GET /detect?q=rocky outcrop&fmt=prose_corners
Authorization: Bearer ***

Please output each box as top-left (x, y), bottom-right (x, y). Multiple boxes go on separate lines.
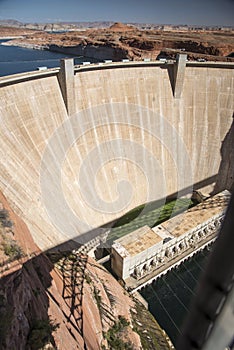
top-left (0, 26), bottom-right (38, 38)
top-left (49, 43), bottom-right (129, 61)
top-left (2, 25), bottom-right (234, 62)
top-left (0, 192), bottom-right (170, 349)
top-left (109, 22), bottom-right (136, 32)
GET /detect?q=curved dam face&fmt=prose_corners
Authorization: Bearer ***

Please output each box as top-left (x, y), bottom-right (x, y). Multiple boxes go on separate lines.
top-left (0, 60), bottom-right (233, 250)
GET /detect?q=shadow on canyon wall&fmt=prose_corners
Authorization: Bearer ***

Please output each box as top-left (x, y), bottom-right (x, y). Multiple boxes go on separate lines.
top-left (212, 113), bottom-right (234, 195)
top-left (0, 247), bottom-right (87, 349)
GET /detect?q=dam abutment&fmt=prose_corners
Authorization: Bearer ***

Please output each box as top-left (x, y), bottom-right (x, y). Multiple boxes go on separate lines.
top-left (173, 54), bottom-right (187, 98)
top-left (58, 58), bottom-right (76, 116)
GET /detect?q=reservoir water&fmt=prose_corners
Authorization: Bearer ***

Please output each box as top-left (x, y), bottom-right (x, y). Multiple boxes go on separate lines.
top-left (0, 39), bottom-right (93, 76)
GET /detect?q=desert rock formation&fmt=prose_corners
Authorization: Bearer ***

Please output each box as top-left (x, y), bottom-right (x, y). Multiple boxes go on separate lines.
top-left (1, 23), bottom-right (234, 62)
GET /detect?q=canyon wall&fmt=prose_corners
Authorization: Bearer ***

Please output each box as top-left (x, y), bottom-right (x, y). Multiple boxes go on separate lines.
top-left (49, 43), bottom-right (129, 61)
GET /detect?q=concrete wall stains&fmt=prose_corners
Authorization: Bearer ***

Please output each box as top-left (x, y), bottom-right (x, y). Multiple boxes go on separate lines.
top-left (0, 61), bottom-right (233, 250)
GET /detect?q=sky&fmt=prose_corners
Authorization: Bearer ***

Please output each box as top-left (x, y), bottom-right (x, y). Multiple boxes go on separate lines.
top-left (0, 0), bottom-right (233, 26)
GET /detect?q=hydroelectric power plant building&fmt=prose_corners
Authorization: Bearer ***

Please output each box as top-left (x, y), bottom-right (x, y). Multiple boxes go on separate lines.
top-left (111, 190), bottom-right (230, 290)
top-left (0, 55), bottom-right (233, 254)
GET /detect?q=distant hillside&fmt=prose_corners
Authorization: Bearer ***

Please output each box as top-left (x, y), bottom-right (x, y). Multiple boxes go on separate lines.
top-left (0, 19), bottom-right (116, 31)
top-left (0, 19), bottom-right (23, 27)
top-left (0, 19), bottom-right (233, 32)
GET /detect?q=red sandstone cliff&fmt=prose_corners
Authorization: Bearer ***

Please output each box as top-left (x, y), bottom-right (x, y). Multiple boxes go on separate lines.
top-left (0, 191), bottom-right (170, 349)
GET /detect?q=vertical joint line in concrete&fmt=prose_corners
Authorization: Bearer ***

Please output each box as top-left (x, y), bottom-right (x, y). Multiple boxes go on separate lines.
top-left (173, 54), bottom-right (187, 99)
top-left (58, 58), bottom-right (76, 116)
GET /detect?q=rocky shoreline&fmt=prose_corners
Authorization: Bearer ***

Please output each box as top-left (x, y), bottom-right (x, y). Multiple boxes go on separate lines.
top-left (1, 40), bottom-right (48, 50)
top-left (1, 38), bottom-right (129, 61)
top-left (0, 36), bottom-right (24, 40)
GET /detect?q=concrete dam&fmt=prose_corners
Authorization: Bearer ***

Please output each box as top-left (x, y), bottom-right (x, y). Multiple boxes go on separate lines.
top-left (0, 57), bottom-right (233, 251)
